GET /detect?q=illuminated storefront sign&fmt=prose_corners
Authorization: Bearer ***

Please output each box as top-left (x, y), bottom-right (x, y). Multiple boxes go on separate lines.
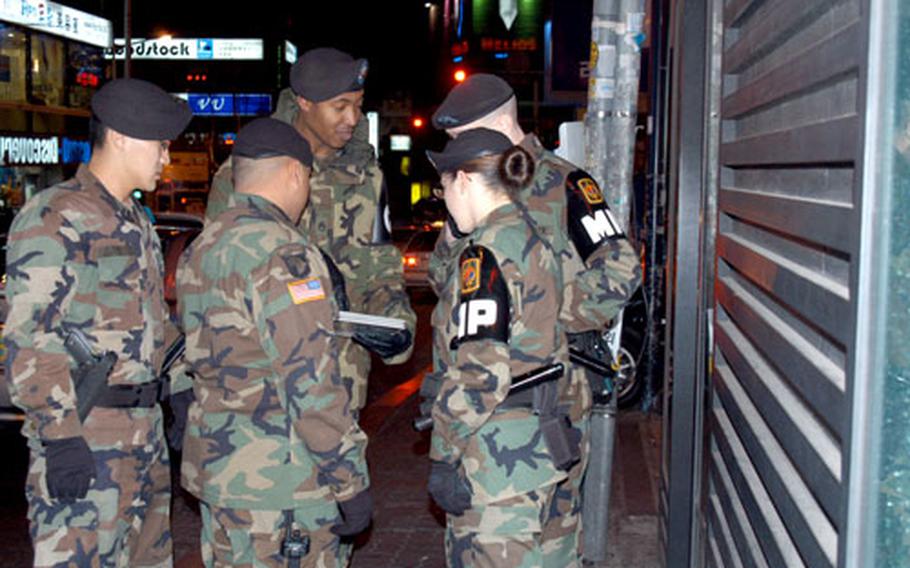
top-left (173, 93), bottom-right (272, 116)
top-left (0, 135), bottom-right (90, 165)
top-left (479, 37), bottom-right (537, 51)
top-left (0, 135), bottom-right (59, 165)
top-left (285, 40), bottom-right (297, 64)
top-left (61, 137), bottom-right (91, 164)
top-left (390, 135), bottom-right (412, 152)
top-left (0, 1), bottom-right (112, 48)
top-left (104, 38), bottom-right (263, 60)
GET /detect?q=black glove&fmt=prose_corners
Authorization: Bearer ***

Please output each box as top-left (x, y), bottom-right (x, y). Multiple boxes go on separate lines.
top-left (418, 370), bottom-right (445, 418)
top-left (428, 461), bottom-right (471, 516)
top-left (166, 388), bottom-right (195, 452)
top-left (44, 437), bottom-right (96, 503)
top-left (352, 327), bottom-right (412, 359)
top-left (331, 490), bottom-right (374, 536)
top-left (320, 250), bottom-right (350, 311)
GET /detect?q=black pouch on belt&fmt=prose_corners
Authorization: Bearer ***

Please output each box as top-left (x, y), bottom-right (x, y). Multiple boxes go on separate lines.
top-left (533, 381), bottom-right (581, 472)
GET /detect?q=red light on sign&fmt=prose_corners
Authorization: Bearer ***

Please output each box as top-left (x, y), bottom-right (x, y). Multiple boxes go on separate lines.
top-left (76, 71), bottom-right (99, 87)
top-left (454, 69), bottom-right (467, 82)
top-left (412, 117), bottom-right (425, 128)
top-left (450, 40), bottom-right (469, 57)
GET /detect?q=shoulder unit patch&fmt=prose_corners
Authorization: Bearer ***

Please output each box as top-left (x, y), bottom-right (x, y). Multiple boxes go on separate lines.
top-left (576, 176), bottom-right (605, 205)
top-left (460, 257), bottom-right (481, 294)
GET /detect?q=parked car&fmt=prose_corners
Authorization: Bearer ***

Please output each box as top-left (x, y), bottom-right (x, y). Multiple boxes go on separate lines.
top-left (401, 227), bottom-right (440, 288)
top-left (153, 212), bottom-right (204, 315)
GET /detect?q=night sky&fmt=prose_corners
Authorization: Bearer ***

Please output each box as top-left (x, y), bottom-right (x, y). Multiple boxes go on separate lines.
top-left (66, 0), bottom-right (441, 104)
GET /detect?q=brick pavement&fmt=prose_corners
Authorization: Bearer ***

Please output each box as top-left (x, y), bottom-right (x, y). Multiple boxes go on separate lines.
top-left (349, 383), bottom-right (662, 568)
top-left (171, 372), bottom-right (662, 567)
top-left (0, 374), bottom-right (660, 568)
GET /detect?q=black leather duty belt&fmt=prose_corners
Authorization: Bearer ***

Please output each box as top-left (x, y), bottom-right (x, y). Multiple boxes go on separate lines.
top-left (95, 381), bottom-right (162, 409)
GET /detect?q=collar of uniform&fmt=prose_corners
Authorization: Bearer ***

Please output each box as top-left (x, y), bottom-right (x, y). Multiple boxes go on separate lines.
top-left (271, 88), bottom-right (300, 126)
top-left (228, 191), bottom-right (297, 228)
top-left (312, 152), bottom-right (367, 184)
top-left (471, 201), bottom-right (520, 236)
top-left (518, 132), bottom-right (546, 161)
top-left (74, 163), bottom-right (141, 221)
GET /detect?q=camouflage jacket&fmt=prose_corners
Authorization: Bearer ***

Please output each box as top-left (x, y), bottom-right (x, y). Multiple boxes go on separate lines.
top-left (205, 89), bottom-right (416, 366)
top-left (177, 191), bottom-right (369, 512)
top-left (3, 164), bottom-right (168, 442)
top-left (518, 133), bottom-right (641, 332)
top-left (430, 203), bottom-right (569, 504)
top-left (429, 135), bottom-right (641, 333)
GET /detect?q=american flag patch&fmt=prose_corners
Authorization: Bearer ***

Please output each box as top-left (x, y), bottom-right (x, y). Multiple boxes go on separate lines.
top-left (287, 277), bottom-right (326, 304)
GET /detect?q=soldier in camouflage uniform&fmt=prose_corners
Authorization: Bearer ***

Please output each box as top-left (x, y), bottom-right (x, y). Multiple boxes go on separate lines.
top-left (178, 118), bottom-right (372, 568)
top-left (2, 79), bottom-right (191, 567)
top-left (428, 74), bottom-right (643, 566)
top-left (425, 129), bottom-right (579, 567)
top-left (205, 47), bottom-right (415, 413)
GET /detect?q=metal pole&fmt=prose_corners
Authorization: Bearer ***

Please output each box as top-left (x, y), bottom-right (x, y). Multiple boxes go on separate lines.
top-left (582, 0), bottom-right (646, 562)
top-left (585, 0), bottom-right (645, 230)
top-left (642, 0), bottom-right (670, 411)
top-left (124, 0), bottom-right (132, 78)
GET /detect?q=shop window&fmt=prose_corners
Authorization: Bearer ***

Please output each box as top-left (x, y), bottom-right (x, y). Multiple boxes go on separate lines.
top-left (30, 32), bottom-right (64, 107)
top-left (67, 43), bottom-right (103, 109)
top-left (0, 24), bottom-right (27, 103)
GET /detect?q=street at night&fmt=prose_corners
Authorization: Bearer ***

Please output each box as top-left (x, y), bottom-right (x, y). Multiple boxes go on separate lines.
top-left (1, 0), bottom-right (909, 567)
top-left (0, 291), bottom-right (661, 567)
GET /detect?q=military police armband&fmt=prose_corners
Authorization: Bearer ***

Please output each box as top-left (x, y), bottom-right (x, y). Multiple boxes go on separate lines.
top-left (565, 170), bottom-right (625, 262)
top-left (452, 245), bottom-right (510, 348)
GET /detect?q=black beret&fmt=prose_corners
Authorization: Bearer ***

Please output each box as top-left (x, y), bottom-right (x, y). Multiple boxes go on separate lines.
top-left (233, 118), bottom-right (313, 168)
top-left (290, 47), bottom-right (368, 103)
top-left (432, 74), bottom-right (514, 130)
top-left (427, 128), bottom-right (513, 173)
top-left (91, 78), bottom-right (191, 140)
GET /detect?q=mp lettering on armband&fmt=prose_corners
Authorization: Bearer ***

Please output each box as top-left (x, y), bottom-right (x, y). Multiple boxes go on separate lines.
top-left (452, 246), bottom-right (510, 347)
top-left (565, 170), bottom-right (624, 262)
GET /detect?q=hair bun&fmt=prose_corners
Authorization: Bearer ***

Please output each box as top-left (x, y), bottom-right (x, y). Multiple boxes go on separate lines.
top-left (498, 146), bottom-right (535, 191)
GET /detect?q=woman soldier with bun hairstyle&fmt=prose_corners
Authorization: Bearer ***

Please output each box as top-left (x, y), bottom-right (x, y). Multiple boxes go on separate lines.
top-left (425, 128), bottom-right (579, 567)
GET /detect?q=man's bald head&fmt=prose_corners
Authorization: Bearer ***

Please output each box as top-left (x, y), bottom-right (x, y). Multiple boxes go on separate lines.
top-left (233, 155), bottom-right (311, 222)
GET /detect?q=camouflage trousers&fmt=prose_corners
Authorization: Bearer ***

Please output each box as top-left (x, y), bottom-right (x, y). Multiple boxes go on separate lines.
top-left (26, 407), bottom-right (172, 568)
top-left (200, 504), bottom-right (352, 568)
top-left (444, 484), bottom-right (557, 568)
top-left (540, 417), bottom-right (591, 568)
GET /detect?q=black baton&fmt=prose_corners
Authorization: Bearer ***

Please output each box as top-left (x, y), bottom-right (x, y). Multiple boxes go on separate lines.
top-left (413, 363), bottom-right (565, 432)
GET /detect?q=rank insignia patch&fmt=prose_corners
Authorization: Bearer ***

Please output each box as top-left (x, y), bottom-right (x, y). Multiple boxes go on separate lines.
top-left (461, 258), bottom-right (481, 294)
top-left (577, 177), bottom-right (605, 205)
top-left (287, 277), bottom-right (326, 304)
